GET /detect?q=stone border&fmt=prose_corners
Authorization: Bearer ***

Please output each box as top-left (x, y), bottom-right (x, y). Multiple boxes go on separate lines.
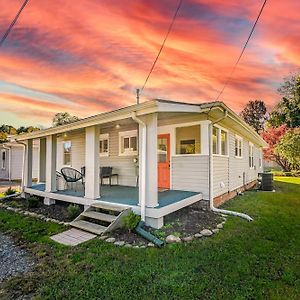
top-left (98, 214), bottom-right (227, 248)
top-left (0, 202), bottom-right (69, 226)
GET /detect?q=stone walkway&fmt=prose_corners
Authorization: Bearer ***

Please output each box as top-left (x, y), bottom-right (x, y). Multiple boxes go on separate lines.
top-left (50, 228), bottom-right (96, 246)
top-left (0, 232), bottom-right (34, 283)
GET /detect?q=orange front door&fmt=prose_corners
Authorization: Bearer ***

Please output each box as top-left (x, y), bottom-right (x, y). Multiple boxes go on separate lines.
top-left (157, 134), bottom-right (170, 189)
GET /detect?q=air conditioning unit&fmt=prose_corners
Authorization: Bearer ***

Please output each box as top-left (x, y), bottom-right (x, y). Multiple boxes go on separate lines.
top-left (258, 173), bottom-right (273, 191)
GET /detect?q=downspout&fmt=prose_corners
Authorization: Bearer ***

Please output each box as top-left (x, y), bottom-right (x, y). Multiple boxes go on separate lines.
top-left (131, 112), bottom-right (146, 222)
top-left (2, 145), bottom-right (11, 181)
top-left (208, 111), bottom-right (253, 221)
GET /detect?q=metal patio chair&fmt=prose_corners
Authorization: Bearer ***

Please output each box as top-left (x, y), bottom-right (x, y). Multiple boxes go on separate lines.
top-left (60, 167), bottom-right (85, 192)
top-left (100, 166), bottom-right (118, 186)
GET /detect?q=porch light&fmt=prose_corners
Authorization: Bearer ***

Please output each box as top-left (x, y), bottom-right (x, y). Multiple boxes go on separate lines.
top-left (63, 132), bottom-right (68, 138)
top-left (115, 124), bottom-right (120, 129)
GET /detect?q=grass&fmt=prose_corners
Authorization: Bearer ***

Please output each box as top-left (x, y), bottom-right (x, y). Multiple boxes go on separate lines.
top-left (0, 177), bottom-right (299, 299)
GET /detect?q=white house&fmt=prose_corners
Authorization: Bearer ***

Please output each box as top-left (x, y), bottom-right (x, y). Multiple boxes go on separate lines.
top-left (0, 141), bottom-right (39, 181)
top-left (11, 100), bottom-right (267, 232)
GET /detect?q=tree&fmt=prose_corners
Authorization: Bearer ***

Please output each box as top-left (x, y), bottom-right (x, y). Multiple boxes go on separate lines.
top-left (268, 73), bottom-right (300, 128)
top-left (240, 100), bottom-right (268, 133)
top-left (0, 131), bottom-right (8, 143)
top-left (276, 128), bottom-right (300, 171)
top-left (261, 125), bottom-right (291, 171)
top-left (52, 112), bottom-right (80, 127)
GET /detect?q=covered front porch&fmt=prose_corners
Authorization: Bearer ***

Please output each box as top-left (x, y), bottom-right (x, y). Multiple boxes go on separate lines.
top-left (25, 183), bottom-right (202, 228)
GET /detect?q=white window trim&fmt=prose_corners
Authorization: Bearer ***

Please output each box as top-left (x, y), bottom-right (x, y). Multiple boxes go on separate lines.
top-left (119, 129), bottom-right (138, 156)
top-left (62, 140), bottom-right (72, 167)
top-left (175, 122), bottom-right (202, 156)
top-left (249, 142), bottom-right (254, 169)
top-left (1, 149), bottom-right (6, 170)
top-left (99, 133), bottom-right (109, 157)
top-left (234, 134), bottom-right (243, 159)
top-left (212, 124), bottom-right (229, 157)
top-left (259, 148), bottom-right (263, 168)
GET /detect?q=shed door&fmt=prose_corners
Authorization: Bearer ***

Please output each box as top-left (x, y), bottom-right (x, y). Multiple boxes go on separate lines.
top-left (157, 134), bottom-right (170, 189)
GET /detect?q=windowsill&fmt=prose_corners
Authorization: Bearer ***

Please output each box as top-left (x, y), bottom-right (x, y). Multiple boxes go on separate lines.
top-left (213, 154), bottom-right (229, 158)
top-left (119, 152), bottom-right (138, 157)
top-left (235, 156), bottom-right (243, 159)
top-left (173, 154), bottom-right (203, 157)
top-left (99, 153), bottom-right (109, 157)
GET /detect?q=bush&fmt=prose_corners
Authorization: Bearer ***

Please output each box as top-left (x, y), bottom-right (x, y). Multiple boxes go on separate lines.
top-left (27, 196), bottom-right (40, 208)
top-left (122, 211), bottom-right (141, 233)
top-left (67, 204), bottom-right (81, 220)
top-left (4, 187), bottom-right (18, 196)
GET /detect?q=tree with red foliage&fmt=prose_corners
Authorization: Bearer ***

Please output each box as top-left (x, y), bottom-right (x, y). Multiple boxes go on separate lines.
top-left (260, 125), bottom-right (291, 171)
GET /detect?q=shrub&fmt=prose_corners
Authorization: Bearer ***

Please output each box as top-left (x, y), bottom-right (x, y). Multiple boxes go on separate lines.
top-left (67, 204), bottom-right (81, 220)
top-left (27, 196), bottom-right (40, 208)
top-left (4, 187), bottom-right (18, 196)
top-left (122, 211), bottom-right (141, 233)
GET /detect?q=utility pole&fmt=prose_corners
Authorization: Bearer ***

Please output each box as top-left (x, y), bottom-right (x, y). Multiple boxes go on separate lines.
top-left (136, 88), bottom-right (140, 104)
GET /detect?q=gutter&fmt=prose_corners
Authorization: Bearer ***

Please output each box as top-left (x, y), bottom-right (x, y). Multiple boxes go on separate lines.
top-left (208, 110), bottom-right (253, 221)
top-left (2, 145), bottom-right (12, 181)
top-left (131, 112), bottom-right (146, 222)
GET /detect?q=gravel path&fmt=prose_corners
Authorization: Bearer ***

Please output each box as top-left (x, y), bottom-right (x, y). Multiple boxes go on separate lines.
top-left (0, 232), bottom-right (35, 283)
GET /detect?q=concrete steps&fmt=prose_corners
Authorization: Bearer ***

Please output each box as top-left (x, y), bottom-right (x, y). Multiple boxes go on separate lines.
top-left (71, 202), bottom-right (131, 235)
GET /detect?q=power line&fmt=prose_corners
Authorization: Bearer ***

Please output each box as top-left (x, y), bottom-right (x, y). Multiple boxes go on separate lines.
top-left (140, 0), bottom-right (183, 94)
top-left (0, 0), bottom-right (30, 47)
top-left (208, 0), bottom-right (268, 114)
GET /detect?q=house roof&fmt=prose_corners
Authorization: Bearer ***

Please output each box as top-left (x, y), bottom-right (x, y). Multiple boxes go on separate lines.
top-left (11, 99), bottom-right (267, 147)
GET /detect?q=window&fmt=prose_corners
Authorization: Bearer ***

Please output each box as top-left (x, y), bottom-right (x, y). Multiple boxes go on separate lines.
top-left (249, 143), bottom-right (254, 168)
top-left (212, 126), bottom-right (218, 154)
top-left (119, 130), bottom-right (138, 156)
top-left (221, 130), bottom-right (228, 155)
top-left (1, 150), bottom-right (6, 170)
top-left (235, 136), bottom-right (243, 158)
top-left (63, 141), bottom-right (72, 166)
top-left (259, 149), bottom-right (262, 168)
top-left (212, 126), bottom-right (228, 155)
top-left (99, 134), bottom-right (109, 156)
top-left (176, 125), bottom-right (201, 155)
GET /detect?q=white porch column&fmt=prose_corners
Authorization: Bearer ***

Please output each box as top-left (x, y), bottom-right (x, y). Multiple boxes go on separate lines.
top-left (84, 125), bottom-right (100, 199)
top-left (38, 138), bottom-right (46, 183)
top-left (45, 135), bottom-right (57, 193)
top-left (144, 113), bottom-right (158, 208)
top-left (24, 139), bottom-right (33, 188)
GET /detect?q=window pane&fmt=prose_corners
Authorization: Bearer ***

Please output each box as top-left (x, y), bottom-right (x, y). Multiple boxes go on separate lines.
top-left (130, 136), bottom-right (137, 151)
top-left (221, 130), bottom-right (227, 155)
top-left (158, 137), bottom-right (167, 162)
top-left (99, 140), bottom-right (103, 152)
top-left (176, 125), bottom-right (201, 155)
top-left (212, 127), bottom-right (218, 154)
top-left (235, 139), bottom-right (238, 156)
top-left (103, 139), bottom-right (108, 152)
top-left (124, 137), bottom-right (129, 149)
top-left (63, 141), bottom-right (71, 165)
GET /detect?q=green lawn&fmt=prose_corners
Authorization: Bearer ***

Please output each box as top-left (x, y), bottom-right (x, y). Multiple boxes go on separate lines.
top-left (0, 177), bottom-right (299, 300)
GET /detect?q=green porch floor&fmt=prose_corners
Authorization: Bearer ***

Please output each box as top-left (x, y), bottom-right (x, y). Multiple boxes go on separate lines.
top-left (31, 184), bottom-right (199, 208)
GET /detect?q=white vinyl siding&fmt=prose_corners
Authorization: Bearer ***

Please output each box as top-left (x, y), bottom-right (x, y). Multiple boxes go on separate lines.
top-left (172, 155), bottom-right (208, 198)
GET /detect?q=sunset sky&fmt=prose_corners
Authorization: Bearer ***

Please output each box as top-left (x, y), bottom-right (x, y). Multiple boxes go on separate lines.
top-left (0, 0), bottom-right (299, 127)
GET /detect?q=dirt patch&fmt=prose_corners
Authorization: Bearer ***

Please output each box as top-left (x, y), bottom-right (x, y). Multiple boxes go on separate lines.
top-left (108, 203), bottom-right (223, 244)
top-left (0, 197), bottom-right (83, 222)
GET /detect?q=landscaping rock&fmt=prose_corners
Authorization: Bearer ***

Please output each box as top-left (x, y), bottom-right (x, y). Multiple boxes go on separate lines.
top-left (194, 233), bottom-right (203, 238)
top-left (114, 241), bottom-right (125, 247)
top-left (166, 235), bottom-right (181, 243)
top-left (105, 237), bottom-right (116, 243)
top-left (183, 236), bottom-right (194, 242)
top-left (212, 229), bottom-right (220, 234)
top-left (140, 245), bottom-right (147, 249)
top-left (124, 244), bottom-right (133, 248)
top-left (217, 223), bottom-right (223, 229)
top-left (147, 242), bottom-right (155, 247)
top-left (99, 235), bottom-right (108, 240)
top-left (200, 229), bottom-right (213, 237)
